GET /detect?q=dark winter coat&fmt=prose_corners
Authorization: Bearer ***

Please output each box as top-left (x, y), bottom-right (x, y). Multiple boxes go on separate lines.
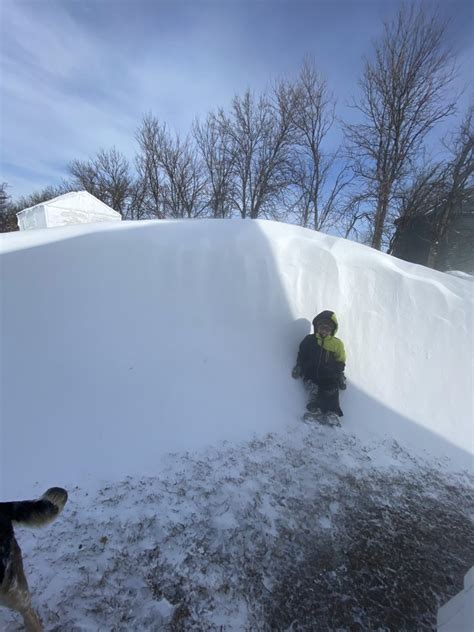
top-left (296, 311), bottom-right (346, 383)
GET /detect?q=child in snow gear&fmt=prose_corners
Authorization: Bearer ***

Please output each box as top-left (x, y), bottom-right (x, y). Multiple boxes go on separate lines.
top-left (292, 310), bottom-right (346, 417)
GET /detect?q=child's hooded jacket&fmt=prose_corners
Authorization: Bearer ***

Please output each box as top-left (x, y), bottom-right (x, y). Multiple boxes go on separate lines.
top-left (296, 310), bottom-right (346, 382)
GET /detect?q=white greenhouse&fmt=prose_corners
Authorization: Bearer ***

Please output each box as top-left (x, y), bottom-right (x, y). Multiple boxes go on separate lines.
top-left (16, 191), bottom-right (122, 231)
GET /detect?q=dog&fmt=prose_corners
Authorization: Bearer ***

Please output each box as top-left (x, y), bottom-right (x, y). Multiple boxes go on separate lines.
top-left (0, 487), bottom-right (68, 632)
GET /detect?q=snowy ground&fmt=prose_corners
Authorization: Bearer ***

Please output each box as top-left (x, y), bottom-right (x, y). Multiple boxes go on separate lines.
top-left (2, 421), bottom-right (473, 631)
top-left (1, 218), bottom-right (473, 629)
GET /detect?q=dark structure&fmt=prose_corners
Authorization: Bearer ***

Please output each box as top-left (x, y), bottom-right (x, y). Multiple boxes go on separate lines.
top-left (392, 192), bottom-right (474, 274)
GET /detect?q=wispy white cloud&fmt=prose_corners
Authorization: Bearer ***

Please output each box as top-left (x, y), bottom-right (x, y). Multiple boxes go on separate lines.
top-left (1, 0), bottom-right (472, 199)
top-left (1, 0), bottom-right (142, 194)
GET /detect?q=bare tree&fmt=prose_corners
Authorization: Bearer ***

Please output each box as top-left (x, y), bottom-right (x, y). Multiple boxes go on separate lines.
top-left (290, 59), bottom-right (351, 231)
top-left (136, 115), bottom-right (207, 218)
top-left (69, 148), bottom-right (133, 217)
top-left (193, 113), bottom-right (235, 218)
top-left (344, 4), bottom-right (457, 250)
top-left (126, 176), bottom-right (152, 221)
top-left (427, 105), bottom-right (474, 268)
top-left (388, 161), bottom-right (445, 253)
top-left (0, 183), bottom-right (9, 212)
top-left (0, 183), bottom-right (17, 232)
top-left (135, 120), bottom-right (166, 219)
top-left (220, 88), bottom-right (294, 219)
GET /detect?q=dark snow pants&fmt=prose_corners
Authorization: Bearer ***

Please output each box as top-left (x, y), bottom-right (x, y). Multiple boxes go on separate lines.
top-left (304, 377), bottom-right (343, 416)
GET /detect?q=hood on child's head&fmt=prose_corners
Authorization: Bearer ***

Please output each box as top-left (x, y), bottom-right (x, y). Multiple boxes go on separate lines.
top-left (313, 310), bottom-right (338, 335)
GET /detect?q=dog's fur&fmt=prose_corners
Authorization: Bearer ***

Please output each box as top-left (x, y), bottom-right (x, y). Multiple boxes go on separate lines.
top-left (0, 487), bottom-right (68, 631)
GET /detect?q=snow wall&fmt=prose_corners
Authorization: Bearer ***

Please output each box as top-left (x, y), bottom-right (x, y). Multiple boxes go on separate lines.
top-left (1, 220), bottom-right (472, 496)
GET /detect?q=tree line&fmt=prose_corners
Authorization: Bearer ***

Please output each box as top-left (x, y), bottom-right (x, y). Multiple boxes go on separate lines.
top-left (2, 5), bottom-right (472, 268)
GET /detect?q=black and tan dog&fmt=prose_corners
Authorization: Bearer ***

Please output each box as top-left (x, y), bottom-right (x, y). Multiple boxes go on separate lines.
top-left (0, 487), bottom-right (68, 631)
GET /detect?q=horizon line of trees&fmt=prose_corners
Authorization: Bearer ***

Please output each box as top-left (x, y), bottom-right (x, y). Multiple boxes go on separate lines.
top-left (1, 4), bottom-right (473, 270)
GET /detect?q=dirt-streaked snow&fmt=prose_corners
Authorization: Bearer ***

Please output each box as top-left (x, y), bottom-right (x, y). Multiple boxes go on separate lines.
top-left (1, 219), bottom-right (472, 629)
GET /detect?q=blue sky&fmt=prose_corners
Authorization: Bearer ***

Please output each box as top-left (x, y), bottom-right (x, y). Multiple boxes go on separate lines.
top-left (1, 0), bottom-right (473, 199)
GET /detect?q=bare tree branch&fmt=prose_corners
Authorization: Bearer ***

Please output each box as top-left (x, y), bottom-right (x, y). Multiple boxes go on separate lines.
top-left (69, 148), bottom-right (133, 217)
top-left (427, 104), bottom-right (474, 268)
top-left (344, 4), bottom-right (457, 250)
top-left (193, 113), bottom-right (235, 218)
top-left (219, 88), bottom-right (294, 219)
top-left (136, 115), bottom-right (208, 219)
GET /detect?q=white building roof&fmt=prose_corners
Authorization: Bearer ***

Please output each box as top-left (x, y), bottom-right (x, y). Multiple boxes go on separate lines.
top-left (16, 191), bottom-right (121, 230)
top-left (17, 190), bottom-right (120, 217)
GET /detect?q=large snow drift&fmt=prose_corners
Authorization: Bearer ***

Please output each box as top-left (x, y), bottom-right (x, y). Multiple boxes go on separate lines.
top-left (1, 219), bottom-right (472, 496)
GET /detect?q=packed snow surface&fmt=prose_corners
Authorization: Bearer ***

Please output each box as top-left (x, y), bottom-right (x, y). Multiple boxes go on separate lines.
top-left (1, 219), bottom-right (472, 629)
top-left (1, 219), bottom-right (472, 495)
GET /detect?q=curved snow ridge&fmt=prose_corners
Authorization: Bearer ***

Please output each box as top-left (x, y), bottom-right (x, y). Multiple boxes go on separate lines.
top-left (445, 270), bottom-right (474, 282)
top-left (1, 219), bottom-right (472, 496)
top-left (272, 222), bottom-right (472, 459)
top-left (319, 228), bottom-right (469, 302)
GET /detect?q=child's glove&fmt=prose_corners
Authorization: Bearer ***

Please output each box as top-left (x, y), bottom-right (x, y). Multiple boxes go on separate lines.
top-left (338, 373), bottom-right (347, 390)
top-left (291, 365), bottom-right (301, 379)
